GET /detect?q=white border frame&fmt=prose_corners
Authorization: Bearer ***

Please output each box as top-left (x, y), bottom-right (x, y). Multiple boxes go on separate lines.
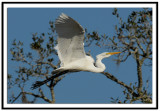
top-left (2, 2), bottom-right (157, 109)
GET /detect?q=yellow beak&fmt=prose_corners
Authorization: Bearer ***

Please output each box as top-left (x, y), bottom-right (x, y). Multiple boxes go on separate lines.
top-left (106, 52), bottom-right (121, 55)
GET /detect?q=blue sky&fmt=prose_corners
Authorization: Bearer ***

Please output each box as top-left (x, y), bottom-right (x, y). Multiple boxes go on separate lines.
top-left (8, 8), bottom-right (152, 103)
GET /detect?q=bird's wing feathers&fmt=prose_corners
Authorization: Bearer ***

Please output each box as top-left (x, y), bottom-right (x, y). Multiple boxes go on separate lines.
top-left (55, 13), bottom-right (86, 66)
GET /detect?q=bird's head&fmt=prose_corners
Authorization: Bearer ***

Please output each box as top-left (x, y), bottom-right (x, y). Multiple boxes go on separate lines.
top-left (97, 52), bottom-right (121, 59)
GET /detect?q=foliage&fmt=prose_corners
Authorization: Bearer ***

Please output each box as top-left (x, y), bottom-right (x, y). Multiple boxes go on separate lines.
top-left (8, 8), bottom-right (152, 103)
top-left (9, 22), bottom-right (62, 103)
top-left (110, 8), bottom-right (152, 103)
top-left (91, 8), bottom-right (152, 103)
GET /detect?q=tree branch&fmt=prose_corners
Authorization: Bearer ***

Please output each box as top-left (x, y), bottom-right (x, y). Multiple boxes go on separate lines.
top-left (101, 72), bottom-right (138, 97)
top-left (11, 92), bottom-right (23, 103)
top-left (50, 85), bottom-right (55, 103)
top-left (24, 92), bottom-right (52, 103)
top-left (135, 49), bottom-right (143, 94)
top-left (39, 88), bottom-right (45, 97)
top-left (135, 37), bottom-right (146, 54)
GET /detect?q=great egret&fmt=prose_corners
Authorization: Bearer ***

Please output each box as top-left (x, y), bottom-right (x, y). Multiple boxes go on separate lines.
top-left (31, 13), bottom-right (121, 89)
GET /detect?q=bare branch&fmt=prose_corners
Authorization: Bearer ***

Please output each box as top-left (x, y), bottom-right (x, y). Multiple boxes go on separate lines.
top-left (50, 85), bottom-right (55, 103)
top-left (11, 92), bottom-right (23, 103)
top-left (134, 37), bottom-right (146, 54)
top-left (39, 88), bottom-right (45, 97)
top-left (101, 72), bottom-right (138, 97)
top-left (119, 52), bottom-right (131, 62)
top-left (135, 50), bottom-right (143, 94)
top-left (24, 92), bottom-right (52, 103)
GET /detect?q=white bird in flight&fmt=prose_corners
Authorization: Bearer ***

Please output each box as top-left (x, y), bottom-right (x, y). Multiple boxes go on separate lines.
top-left (32, 13), bottom-right (121, 89)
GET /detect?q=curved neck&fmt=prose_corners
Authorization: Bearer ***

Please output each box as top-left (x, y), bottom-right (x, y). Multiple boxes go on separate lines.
top-left (93, 56), bottom-right (106, 73)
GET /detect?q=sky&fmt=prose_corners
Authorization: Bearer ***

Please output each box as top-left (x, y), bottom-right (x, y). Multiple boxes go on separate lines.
top-left (7, 8), bottom-right (152, 103)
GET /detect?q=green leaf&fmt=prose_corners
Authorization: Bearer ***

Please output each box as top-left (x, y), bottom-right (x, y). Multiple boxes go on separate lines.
top-left (130, 83), bottom-right (132, 86)
top-left (133, 85), bottom-right (136, 90)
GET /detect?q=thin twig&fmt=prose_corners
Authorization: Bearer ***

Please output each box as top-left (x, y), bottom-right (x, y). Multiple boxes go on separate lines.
top-left (11, 92), bottom-right (23, 103)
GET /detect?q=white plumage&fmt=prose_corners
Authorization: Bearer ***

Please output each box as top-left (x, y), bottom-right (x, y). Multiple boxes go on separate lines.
top-left (31, 13), bottom-right (121, 89)
top-left (55, 13), bottom-right (121, 73)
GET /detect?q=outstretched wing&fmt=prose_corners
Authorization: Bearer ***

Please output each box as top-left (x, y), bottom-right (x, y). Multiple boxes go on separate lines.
top-left (55, 13), bottom-right (86, 66)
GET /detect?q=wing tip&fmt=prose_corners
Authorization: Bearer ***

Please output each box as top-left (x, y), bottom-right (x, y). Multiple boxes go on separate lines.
top-left (55, 13), bottom-right (69, 24)
top-left (60, 13), bottom-right (67, 17)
